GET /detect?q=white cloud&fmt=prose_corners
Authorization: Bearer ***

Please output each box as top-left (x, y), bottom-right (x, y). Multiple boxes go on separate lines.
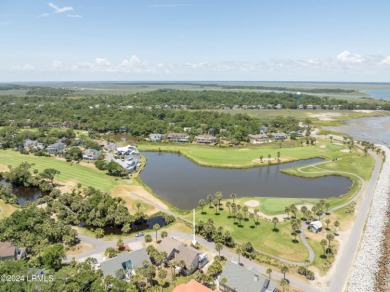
top-left (48, 3), bottom-right (74, 14)
top-left (10, 64), bottom-right (35, 72)
top-left (39, 3), bottom-right (79, 18)
top-left (380, 56), bottom-right (390, 65)
top-left (337, 50), bottom-right (364, 64)
top-left (51, 60), bottom-right (63, 69)
top-left (95, 58), bottom-right (111, 66)
top-left (66, 14), bottom-right (82, 18)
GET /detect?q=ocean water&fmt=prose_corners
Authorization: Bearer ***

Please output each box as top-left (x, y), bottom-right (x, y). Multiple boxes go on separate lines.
top-left (362, 90), bottom-right (390, 100)
top-left (325, 115), bottom-right (390, 146)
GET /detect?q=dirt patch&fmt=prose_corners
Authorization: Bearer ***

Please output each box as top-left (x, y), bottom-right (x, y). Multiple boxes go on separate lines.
top-left (340, 149), bottom-right (350, 153)
top-left (57, 180), bottom-right (78, 193)
top-left (320, 145), bottom-right (326, 149)
top-left (353, 110), bottom-right (375, 113)
top-left (333, 142), bottom-right (343, 146)
top-left (245, 200), bottom-right (260, 207)
top-left (0, 165), bottom-right (10, 172)
top-left (66, 241), bottom-right (94, 255)
top-left (111, 185), bottom-right (167, 212)
top-left (307, 112), bottom-right (344, 121)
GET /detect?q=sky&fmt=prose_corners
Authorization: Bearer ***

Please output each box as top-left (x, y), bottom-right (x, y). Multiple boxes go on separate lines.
top-left (1, 0), bottom-right (390, 82)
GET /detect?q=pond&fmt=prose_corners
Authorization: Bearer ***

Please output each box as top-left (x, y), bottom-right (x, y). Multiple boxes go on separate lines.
top-left (140, 152), bottom-right (352, 210)
top-left (0, 180), bottom-right (42, 205)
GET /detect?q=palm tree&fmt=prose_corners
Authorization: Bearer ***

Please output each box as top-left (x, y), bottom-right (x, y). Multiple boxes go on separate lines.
top-left (117, 238), bottom-right (125, 251)
top-left (249, 213), bottom-right (255, 226)
top-left (232, 206), bottom-right (237, 222)
top-left (254, 209), bottom-right (259, 224)
top-left (226, 201), bottom-right (231, 215)
top-left (135, 202), bottom-right (142, 213)
top-left (215, 192), bottom-right (223, 206)
top-left (268, 153), bottom-right (271, 163)
top-left (290, 204), bottom-right (298, 218)
top-left (272, 217), bottom-right (279, 231)
top-left (285, 206), bottom-right (291, 218)
top-left (325, 218), bottom-right (331, 229)
top-left (304, 259), bottom-right (310, 275)
top-left (259, 155), bottom-right (263, 163)
top-left (237, 213), bottom-right (243, 225)
top-left (325, 202), bottom-right (331, 214)
top-left (320, 239), bottom-right (327, 256)
top-left (266, 268), bottom-right (272, 280)
top-left (334, 220), bottom-right (340, 234)
top-left (326, 233), bottom-right (334, 253)
top-left (215, 242), bottom-right (223, 257)
top-left (207, 194), bottom-right (213, 207)
top-left (230, 193), bottom-right (237, 203)
top-left (161, 230), bottom-right (168, 239)
top-left (300, 206), bottom-right (307, 219)
top-left (153, 224), bottom-right (161, 242)
top-left (277, 151), bottom-right (281, 162)
top-left (280, 279), bottom-right (288, 292)
top-left (242, 206), bottom-right (248, 219)
top-left (281, 266), bottom-right (289, 280)
top-left (212, 199), bottom-right (219, 214)
top-left (198, 199), bottom-right (206, 213)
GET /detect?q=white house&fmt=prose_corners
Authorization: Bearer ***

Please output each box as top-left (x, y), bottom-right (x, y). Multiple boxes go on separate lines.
top-left (309, 221), bottom-right (323, 233)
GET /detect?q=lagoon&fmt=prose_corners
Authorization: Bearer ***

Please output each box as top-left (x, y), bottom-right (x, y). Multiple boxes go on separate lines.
top-left (140, 152), bottom-right (352, 210)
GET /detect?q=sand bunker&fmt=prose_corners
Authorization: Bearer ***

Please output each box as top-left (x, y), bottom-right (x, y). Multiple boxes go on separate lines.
top-left (340, 149), bottom-right (350, 153)
top-left (333, 142), bottom-right (343, 146)
top-left (320, 145), bottom-right (326, 149)
top-left (245, 200), bottom-right (260, 207)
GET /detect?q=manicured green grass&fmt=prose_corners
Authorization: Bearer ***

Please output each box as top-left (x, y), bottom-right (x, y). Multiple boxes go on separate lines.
top-left (0, 150), bottom-right (120, 192)
top-left (188, 208), bottom-right (309, 262)
top-left (139, 139), bottom-right (359, 169)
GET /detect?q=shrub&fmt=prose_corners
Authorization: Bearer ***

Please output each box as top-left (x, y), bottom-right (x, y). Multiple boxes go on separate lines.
top-left (145, 234), bottom-right (152, 243)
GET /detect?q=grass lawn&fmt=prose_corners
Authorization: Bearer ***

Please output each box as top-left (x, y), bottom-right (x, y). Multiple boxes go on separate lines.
top-left (0, 149), bottom-right (121, 192)
top-left (188, 208), bottom-right (309, 262)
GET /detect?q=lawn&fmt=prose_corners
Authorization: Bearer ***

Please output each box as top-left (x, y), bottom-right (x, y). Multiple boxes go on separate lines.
top-left (0, 149), bottom-right (121, 192)
top-left (187, 208), bottom-right (309, 262)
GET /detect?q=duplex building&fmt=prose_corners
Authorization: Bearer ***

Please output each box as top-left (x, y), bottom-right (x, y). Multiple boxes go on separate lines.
top-left (166, 133), bottom-right (189, 142)
top-left (194, 134), bottom-right (217, 144)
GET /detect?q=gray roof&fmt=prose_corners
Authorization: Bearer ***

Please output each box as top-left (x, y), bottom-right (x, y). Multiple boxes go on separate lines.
top-left (219, 262), bottom-right (277, 292)
top-left (157, 237), bottom-right (182, 255)
top-left (100, 248), bottom-right (151, 278)
top-left (175, 244), bottom-right (199, 268)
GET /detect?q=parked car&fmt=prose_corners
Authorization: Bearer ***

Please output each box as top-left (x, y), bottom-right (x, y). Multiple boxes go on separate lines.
top-left (135, 232), bottom-right (144, 237)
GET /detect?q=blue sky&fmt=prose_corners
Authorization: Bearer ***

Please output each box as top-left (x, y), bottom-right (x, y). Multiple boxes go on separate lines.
top-left (1, 0), bottom-right (390, 82)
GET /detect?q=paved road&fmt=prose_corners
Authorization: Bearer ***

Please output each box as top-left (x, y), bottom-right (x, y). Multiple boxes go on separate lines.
top-left (68, 231), bottom-right (318, 292)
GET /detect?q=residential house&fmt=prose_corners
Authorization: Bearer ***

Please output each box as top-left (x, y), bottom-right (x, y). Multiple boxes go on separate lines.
top-left (306, 105), bottom-right (314, 109)
top-left (297, 104), bottom-right (304, 109)
top-left (83, 148), bottom-right (101, 160)
top-left (219, 261), bottom-right (278, 292)
top-left (100, 249), bottom-right (151, 279)
top-left (47, 141), bottom-right (66, 154)
top-left (248, 134), bottom-right (269, 144)
top-left (104, 142), bottom-right (117, 152)
top-left (174, 279), bottom-right (219, 292)
top-left (116, 145), bottom-right (138, 155)
top-left (273, 133), bottom-right (288, 140)
top-left (183, 127), bottom-right (192, 132)
top-left (157, 237), bottom-right (208, 275)
top-left (314, 105), bottom-right (322, 110)
top-left (0, 241), bottom-right (26, 261)
top-left (274, 104), bottom-right (282, 109)
top-left (309, 221), bottom-right (323, 233)
top-left (23, 139), bottom-right (45, 150)
top-left (149, 134), bottom-right (163, 142)
top-left (194, 134), bottom-right (217, 144)
top-left (259, 127), bottom-right (268, 134)
top-left (166, 133), bottom-right (189, 142)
